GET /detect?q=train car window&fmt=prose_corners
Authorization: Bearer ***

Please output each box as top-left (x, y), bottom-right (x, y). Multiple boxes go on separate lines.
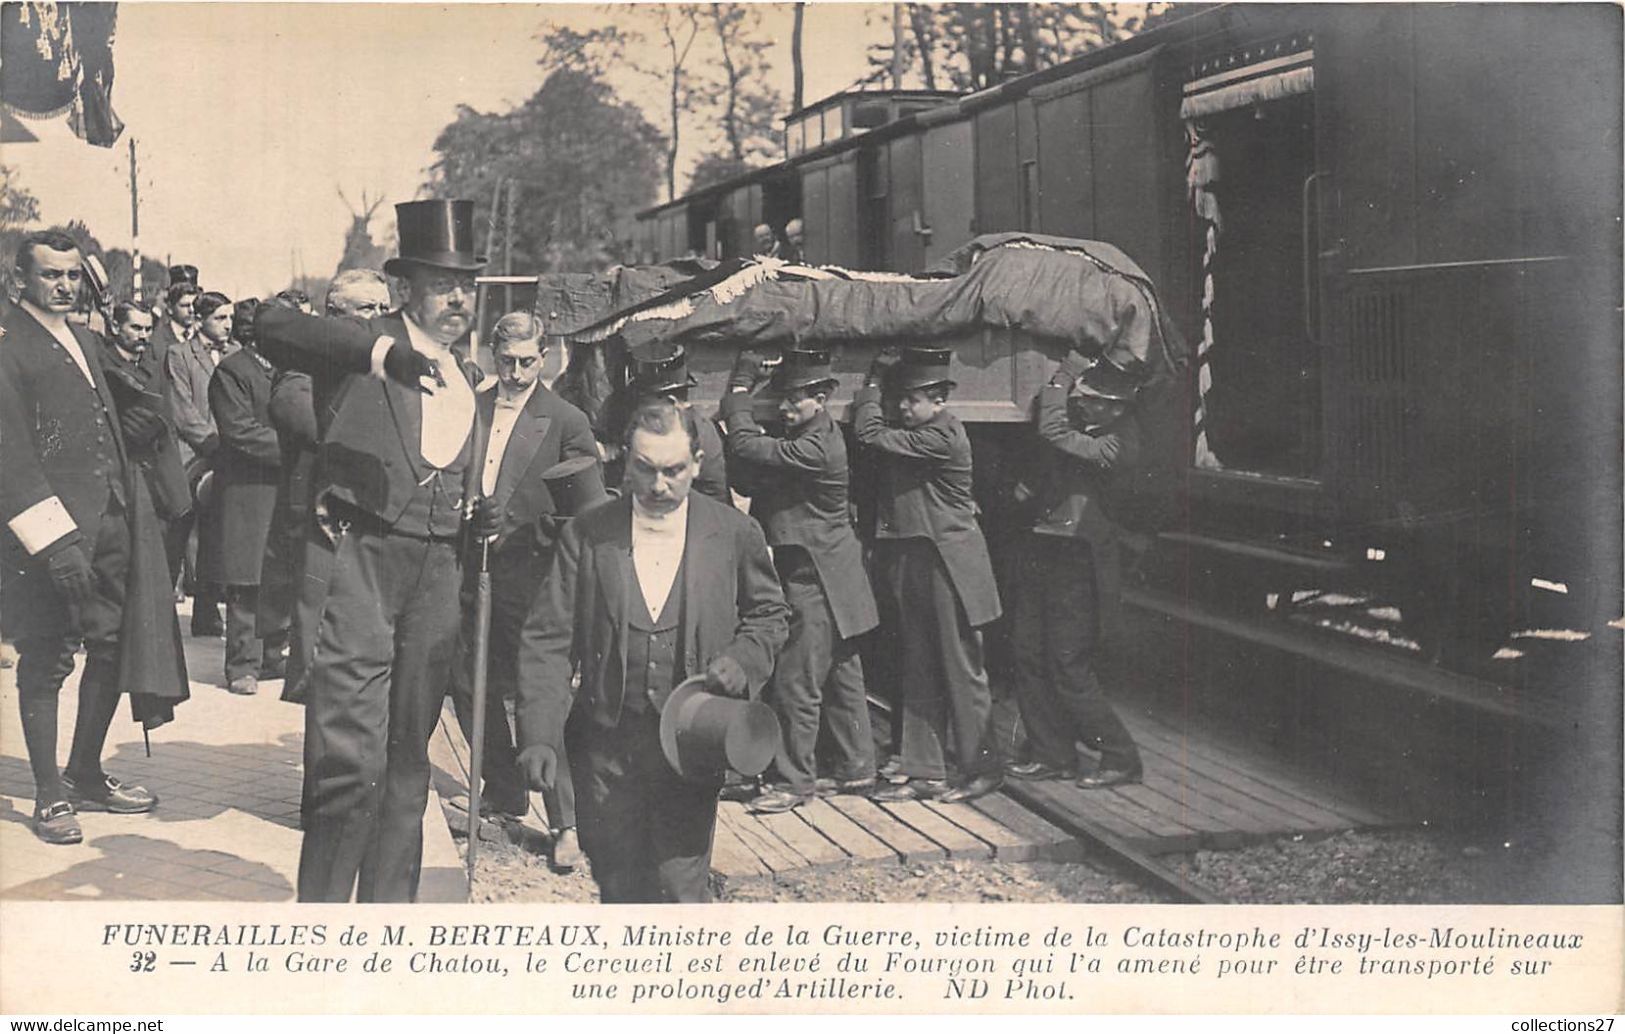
top-left (1184, 41), bottom-right (1321, 481)
top-left (824, 103), bottom-right (845, 142)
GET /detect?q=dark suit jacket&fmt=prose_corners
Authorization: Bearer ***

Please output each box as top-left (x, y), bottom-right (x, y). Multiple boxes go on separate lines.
top-left (208, 347), bottom-right (282, 585)
top-left (265, 368), bottom-right (317, 554)
top-left (476, 381), bottom-right (598, 559)
top-left (98, 338), bottom-right (191, 522)
top-left (720, 394), bottom-right (878, 639)
top-left (851, 384), bottom-right (1002, 627)
top-left (1029, 384), bottom-right (1141, 544)
top-left (255, 306), bottom-right (485, 528)
top-left (514, 493), bottom-right (789, 751)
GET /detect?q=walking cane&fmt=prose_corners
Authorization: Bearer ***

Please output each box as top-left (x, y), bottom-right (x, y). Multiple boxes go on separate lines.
top-left (466, 535), bottom-right (493, 879)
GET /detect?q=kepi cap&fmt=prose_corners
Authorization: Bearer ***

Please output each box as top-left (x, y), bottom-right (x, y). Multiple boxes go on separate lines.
top-left (896, 345), bottom-right (956, 391)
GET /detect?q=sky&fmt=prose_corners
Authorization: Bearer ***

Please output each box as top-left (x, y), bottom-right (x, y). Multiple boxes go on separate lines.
top-left (4, 2), bottom-right (891, 298)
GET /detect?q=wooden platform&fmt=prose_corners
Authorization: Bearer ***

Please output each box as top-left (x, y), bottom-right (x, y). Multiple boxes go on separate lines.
top-left (1000, 706), bottom-right (1407, 857)
top-left (711, 790), bottom-right (1085, 877)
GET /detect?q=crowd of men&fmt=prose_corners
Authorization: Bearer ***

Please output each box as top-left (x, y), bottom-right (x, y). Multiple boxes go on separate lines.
top-left (1, 198), bottom-right (1147, 905)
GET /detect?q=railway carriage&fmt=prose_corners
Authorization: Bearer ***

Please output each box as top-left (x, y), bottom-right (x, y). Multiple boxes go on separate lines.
top-left (615, 3), bottom-right (1621, 670)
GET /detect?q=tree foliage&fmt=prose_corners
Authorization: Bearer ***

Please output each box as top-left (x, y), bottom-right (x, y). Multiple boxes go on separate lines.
top-left (868, 3), bottom-right (1176, 92)
top-left (423, 65), bottom-right (663, 273)
top-left (705, 4), bottom-right (783, 168)
top-left (1, 164), bottom-right (40, 229)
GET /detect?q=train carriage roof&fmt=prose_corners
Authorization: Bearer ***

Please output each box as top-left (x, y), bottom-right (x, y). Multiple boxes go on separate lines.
top-left (554, 233), bottom-right (1187, 379)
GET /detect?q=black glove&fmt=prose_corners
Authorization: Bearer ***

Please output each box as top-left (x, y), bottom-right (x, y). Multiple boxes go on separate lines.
top-left (728, 349), bottom-right (776, 392)
top-left (705, 654), bottom-right (749, 699)
top-left (383, 338), bottom-right (444, 393)
top-left (195, 432), bottom-right (221, 459)
top-left (517, 745), bottom-right (559, 791)
top-left (46, 543), bottom-right (95, 607)
top-left (867, 346), bottom-right (903, 387)
top-left (1053, 349), bottom-right (1092, 387)
top-left (120, 407), bottom-right (165, 447)
top-left (471, 496), bottom-right (502, 541)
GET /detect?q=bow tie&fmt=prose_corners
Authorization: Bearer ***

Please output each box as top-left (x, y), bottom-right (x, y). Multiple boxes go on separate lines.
top-left (495, 394), bottom-right (524, 410)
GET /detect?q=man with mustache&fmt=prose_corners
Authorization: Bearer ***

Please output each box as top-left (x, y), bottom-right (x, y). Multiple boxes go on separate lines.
top-left (256, 200), bottom-right (488, 902)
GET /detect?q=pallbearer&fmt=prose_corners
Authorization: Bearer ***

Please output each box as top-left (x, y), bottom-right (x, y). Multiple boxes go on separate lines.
top-left (596, 343), bottom-right (730, 504)
top-left (1006, 351), bottom-right (1144, 789)
top-left (721, 348), bottom-right (880, 812)
top-left (853, 346), bottom-right (1004, 804)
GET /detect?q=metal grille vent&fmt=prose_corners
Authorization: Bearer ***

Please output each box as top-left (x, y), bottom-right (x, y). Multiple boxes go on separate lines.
top-left (1338, 286), bottom-right (1412, 491)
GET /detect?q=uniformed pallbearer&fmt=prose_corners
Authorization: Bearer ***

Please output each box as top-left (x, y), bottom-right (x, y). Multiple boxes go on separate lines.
top-left (1007, 350), bottom-right (1145, 788)
top-left (721, 348), bottom-right (880, 811)
top-left (854, 346), bottom-right (1004, 804)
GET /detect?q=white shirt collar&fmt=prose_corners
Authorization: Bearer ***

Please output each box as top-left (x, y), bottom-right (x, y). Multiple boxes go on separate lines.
top-left (402, 312), bottom-right (453, 356)
top-left (19, 298), bottom-right (68, 332)
top-left (631, 494), bottom-right (690, 533)
top-left (495, 379), bottom-right (539, 410)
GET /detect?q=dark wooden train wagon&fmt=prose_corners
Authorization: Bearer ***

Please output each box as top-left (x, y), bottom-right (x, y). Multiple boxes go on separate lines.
top-left (624, 2), bottom-right (1621, 665)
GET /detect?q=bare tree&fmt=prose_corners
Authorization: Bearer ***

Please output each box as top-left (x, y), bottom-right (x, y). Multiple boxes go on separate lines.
top-left (336, 186), bottom-right (388, 274)
top-left (791, 3), bottom-right (805, 110)
top-left (651, 5), bottom-right (705, 202)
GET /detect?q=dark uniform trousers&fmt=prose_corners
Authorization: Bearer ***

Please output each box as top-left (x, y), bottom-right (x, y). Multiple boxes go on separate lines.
top-left (770, 547), bottom-right (873, 792)
top-left (450, 544), bottom-right (576, 827)
top-left (875, 537), bottom-right (999, 782)
top-left (296, 493), bottom-right (464, 903)
top-left (570, 564), bottom-right (717, 903)
top-left (14, 498), bottom-right (131, 789)
top-left (1008, 531), bottom-right (1140, 772)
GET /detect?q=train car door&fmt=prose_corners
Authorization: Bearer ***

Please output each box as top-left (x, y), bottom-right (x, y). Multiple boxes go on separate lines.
top-left (919, 117), bottom-right (974, 266)
top-left (1181, 32), bottom-right (1322, 482)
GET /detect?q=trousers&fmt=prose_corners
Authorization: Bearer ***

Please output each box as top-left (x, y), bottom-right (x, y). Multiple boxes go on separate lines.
top-left (767, 548), bottom-right (874, 793)
top-left (296, 528), bottom-right (461, 903)
top-left (571, 709), bottom-right (718, 903)
top-left (875, 538), bottom-right (998, 781)
top-left (1008, 532), bottom-right (1141, 772)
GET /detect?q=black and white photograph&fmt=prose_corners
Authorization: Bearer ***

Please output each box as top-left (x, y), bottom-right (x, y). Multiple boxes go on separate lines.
top-left (0, 0), bottom-right (1620, 1016)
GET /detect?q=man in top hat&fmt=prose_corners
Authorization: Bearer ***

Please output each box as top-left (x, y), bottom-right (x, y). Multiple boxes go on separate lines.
top-left (260, 271), bottom-right (391, 703)
top-left (255, 199), bottom-right (489, 902)
top-left (596, 342), bottom-right (729, 504)
top-left (853, 345), bottom-right (1004, 803)
top-left (1, 230), bottom-right (187, 844)
top-left (451, 309), bottom-right (598, 869)
top-left (720, 347), bottom-right (880, 812)
top-left (206, 300), bottom-right (287, 697)
top-left (515, 397), bottom-right (788, 903)
top-left (1006, 350), bottom-right (1145, 789)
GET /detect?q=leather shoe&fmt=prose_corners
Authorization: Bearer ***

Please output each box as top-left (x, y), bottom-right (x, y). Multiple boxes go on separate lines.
top-left (258, 656), bottom-right (288, 680)
top-left (719, 777), bottom-right (761, 803)
top-left (814, 776), bottom-right (876, 798)
top-left (940, 772), bottom-right (1004, 804)
top-left (228, 675), bottom-right (258, 696)
top-left (62, 771), bottom-right (158, 814)
top-left (877, 757), bottom-right (910, 785)
top-left (1075, 767), bottom-right (1142, 790)
top-left (33, 800), bottom-right (83, 844)
top-left (870, 779), bottom-right (950, 802)
top-left (550, 827), bottom-right (583, 872)
top-left (749, 788), bottom-right (812, 814)
top-left (1005, 761), bottom-right (1077, 782)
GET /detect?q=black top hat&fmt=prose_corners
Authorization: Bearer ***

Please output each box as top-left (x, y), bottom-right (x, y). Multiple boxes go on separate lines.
top-left (1072, 356), bottom-right (1141, 402)
top-left (896, 345), bottom-right (957, 391)
top-left (659, 675), bottom-right (781, 782)
top-left (383, 199), bottom-right (487, 276)
top-left (774, 347), bottom-right (836, 394)
top-left (629, 342), bottom-right (698, 396)
top-left (541, 455), bottom-right (609, 517)
top-left (167, 263), bottom-right (199, 287)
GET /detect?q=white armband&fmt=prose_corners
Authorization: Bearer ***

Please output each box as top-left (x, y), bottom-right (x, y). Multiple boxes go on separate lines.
top-left (8, 496), bottom-right (78, 555)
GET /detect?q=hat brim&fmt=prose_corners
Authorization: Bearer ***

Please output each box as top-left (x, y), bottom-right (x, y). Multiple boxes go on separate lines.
top-left (637, 373), bottom-right (700, 396)
top-left (659, 676), bottom-right (715, 781)
top-left (896, 375), bottom-right (957, 392)
top-left (383, 254), bottom-right (488, 277)
top-left (774, 373), bottom-right (837, 395)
